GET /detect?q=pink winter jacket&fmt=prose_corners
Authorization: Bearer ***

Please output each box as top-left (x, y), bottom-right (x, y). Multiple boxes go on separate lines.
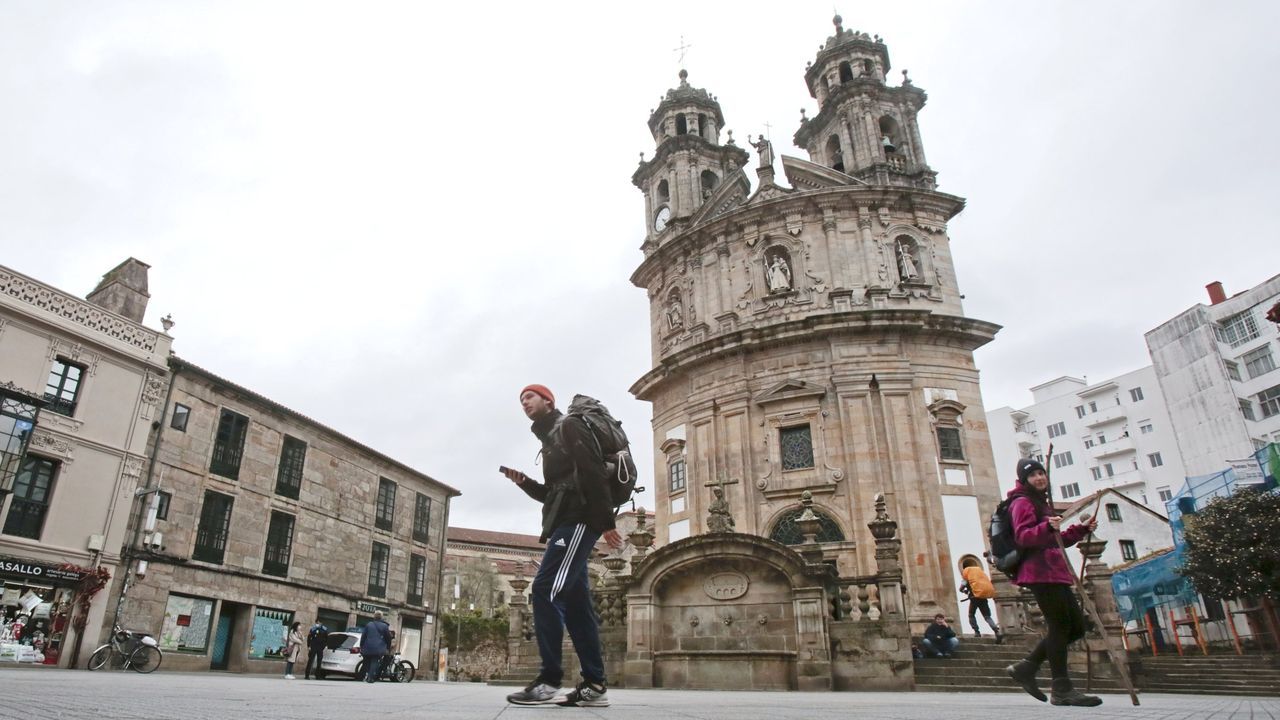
top-left (1007, 487), bottom-right (1090, 586)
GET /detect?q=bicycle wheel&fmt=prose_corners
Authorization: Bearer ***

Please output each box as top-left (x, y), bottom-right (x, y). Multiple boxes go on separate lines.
top-left (87, 645), bottom-right (112, 671)
top-left (129, 645), bottom-right (162, 673)
top-left (397, 660), bottom-right (415, 683)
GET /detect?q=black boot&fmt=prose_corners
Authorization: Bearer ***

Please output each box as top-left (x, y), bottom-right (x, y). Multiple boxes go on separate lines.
top-left (1050, 677), bottom-right (1103, 707)
top-left (1006, 660), bottom-right (1046, 702)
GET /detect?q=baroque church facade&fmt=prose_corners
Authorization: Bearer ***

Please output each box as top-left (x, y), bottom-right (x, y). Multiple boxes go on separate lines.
top-left (630, 17), bottom-right (1003, 624)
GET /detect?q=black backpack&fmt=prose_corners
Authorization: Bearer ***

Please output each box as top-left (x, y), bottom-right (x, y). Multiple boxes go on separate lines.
top-left (987, 498), bottom-right (1023, 579)
top-left (560, 394), bottom-right (642, 511)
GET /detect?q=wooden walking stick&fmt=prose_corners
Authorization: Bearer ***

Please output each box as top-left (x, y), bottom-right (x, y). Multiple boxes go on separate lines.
top-left (1044, 443), bottom-right (1141, 705)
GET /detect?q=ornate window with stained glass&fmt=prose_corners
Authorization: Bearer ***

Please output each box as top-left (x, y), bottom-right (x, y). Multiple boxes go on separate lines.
top-left (779, 425), bottom-right (815, 471)
top-left (769, 507), bottom-right (845, 545)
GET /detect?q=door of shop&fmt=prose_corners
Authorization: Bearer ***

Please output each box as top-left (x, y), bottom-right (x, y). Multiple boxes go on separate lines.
top-left (210, 607), bottom-right (236, 670)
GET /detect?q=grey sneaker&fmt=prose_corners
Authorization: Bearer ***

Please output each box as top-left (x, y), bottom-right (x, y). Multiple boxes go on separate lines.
top-left (557, 680), bottom-right (609, 707)
top-left (506, 680), bottom-right (563, 705)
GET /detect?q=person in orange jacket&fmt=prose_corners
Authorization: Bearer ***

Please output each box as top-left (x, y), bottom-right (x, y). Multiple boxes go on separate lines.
top-left (960, 556), bottom-right (1002, 642)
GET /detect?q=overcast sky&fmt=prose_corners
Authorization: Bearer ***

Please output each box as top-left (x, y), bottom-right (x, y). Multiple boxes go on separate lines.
top-left (2, 1), bottom-right (1277, 535)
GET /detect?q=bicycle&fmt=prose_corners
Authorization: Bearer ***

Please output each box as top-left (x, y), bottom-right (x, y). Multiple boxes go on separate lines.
top-left (87, 626), bottom-right (163, 673)
top-left (354, 653), bottom-right (415, 683)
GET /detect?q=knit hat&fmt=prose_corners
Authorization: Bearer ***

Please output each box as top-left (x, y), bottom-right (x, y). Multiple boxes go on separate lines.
top-left (519, 384), bottom-right (555, 405)
top-left (1016, 458), bottom-right (1046, 484)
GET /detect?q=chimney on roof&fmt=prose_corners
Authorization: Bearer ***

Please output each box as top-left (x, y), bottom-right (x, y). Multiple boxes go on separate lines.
top-left (86, 258), bottom-right (151, 323)
top-left (1206, 281), bottom-right (1226, 305)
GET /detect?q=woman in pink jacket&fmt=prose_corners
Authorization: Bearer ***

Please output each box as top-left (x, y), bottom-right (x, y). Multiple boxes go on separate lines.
top-left (1004, 458), bottom-right (1102, 707)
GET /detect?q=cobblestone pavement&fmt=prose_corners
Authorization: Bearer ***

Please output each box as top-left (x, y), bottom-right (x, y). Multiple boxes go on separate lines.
top-left (4, 669), bottom-right (1276, 720)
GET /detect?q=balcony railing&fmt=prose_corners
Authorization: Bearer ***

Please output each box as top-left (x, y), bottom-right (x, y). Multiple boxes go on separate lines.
top-left (1089, 435), bottom-right (1135, 460)
top-left (1084, 405), bottom-right (1127, 428)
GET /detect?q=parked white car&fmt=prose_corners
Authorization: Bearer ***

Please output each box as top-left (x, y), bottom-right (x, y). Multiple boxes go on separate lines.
top-left (315, 631), bottom-right (415, 682)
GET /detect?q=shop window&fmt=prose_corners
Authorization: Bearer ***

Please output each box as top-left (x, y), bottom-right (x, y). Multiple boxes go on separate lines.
top-left (193, 490), bottom-right (233, 564)
top-left (248, 607), bottom-right (293, 659)
top-left (780, 425), bottom-right (815, 471)
top-left (3, 456), bottom-right (58, 540)
top-left (275, 435), bottom-right (306, 499)
top-left (210, 409), bottom-right (250, 479)
top-left (155, 490), bottom-right (171, 521)
top-left (263, 511), bottom-right (295, 577)
top-left (768, 506), bottom-right (845, 545)
top-left (170, 403), bottom-right (190, 432)
top-left (1119, 540), bottom-right (1137, 561)
top-left (413, 492), bottom-right (432, 543)
top-left (1106, 503), bottom-right (1122, 522)
top-left (668, 459), bottom-right (687, 492)
top-left (408, 554), bottom-right (427, 606)
top-left (375, 478), bottom-right (396, 531)
top-left (43, 358), bottom-right (85, 417)
top-left (368, 542), bottom-right (390, 598)
top-left (159, 594), bottom-right (215, 652)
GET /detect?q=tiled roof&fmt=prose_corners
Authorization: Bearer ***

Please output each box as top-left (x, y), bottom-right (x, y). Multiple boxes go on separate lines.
top-left (447, 526), bottom-right (544, 550)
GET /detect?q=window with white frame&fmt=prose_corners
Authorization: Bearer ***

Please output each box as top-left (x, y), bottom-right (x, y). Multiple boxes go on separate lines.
top-left (1140, 423), bottom-right (1154, 434)
top-left (1242, 344), bottom-right (1277, 379)
top-left (1259, 385), bottom-right (1280, 419)
top-left (1158, 487), bottom-right (1173, 502)
top-left (1218, 310), bottom-right (1260, 347)
top-left (1075, 405), bottom-right (1086, 419)
top-left (1225, 360), bottom-right (1242, 382)
top-left (1148, 452), bottom-right (1163, 468)
top-left (1046, 421), bottom-right (1067, 438)
top-left (1060, 482), bottom-right (1081, 499)
top-left (1084, 438), bottom-right (1094, 448)
top-left (1052, 451), bottom-right (1074, 468)
top-left (1129, 387), bottom-right (1144, 402)
top-left (1103, 463), bottom-right (1114, 477)
top-left (1119, 540), bottom-right (1137, 561)
top-left (1106, 503), bottom-right (1122, 522)
top-left (1240, 398), bottom-right (1257, 421)
top-left (1088, 401), bottom-right (1097, 413)
top-left (1090, 467), bottom-right (1102, 481)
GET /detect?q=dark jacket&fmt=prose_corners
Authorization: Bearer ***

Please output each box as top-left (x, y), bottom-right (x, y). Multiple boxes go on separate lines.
top-left (307, 623), bottom-right (329, 651)
top-left (359, 620), bottom-right (392, 657)
top-left (1007, 484), bottom-right (1091, 586)
top-left (518, 409), bottom-right (615, 542)
top-left (924, 621), bottom-right (956, 644)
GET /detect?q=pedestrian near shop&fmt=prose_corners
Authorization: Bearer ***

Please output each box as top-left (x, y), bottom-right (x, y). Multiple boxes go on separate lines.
top-left (304, 620), bottom-right (329, 680)
top-left (359, 611), bottom-right (393, 684)
top-left (283, 621), bottom-right (304, 679)
top-left (1004, 458), bottom-right (1103, 707)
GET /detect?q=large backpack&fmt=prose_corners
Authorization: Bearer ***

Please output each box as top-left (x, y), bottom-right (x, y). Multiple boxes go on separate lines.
top-left (560, 394), bottom-right (642, 512)
top-left (987, 498), bottom-right (1023, 579)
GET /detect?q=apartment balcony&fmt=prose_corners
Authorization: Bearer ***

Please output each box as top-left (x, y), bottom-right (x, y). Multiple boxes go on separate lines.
top-left (1092, 468), bottom-right (1145, 492)
top-left (1015, 431), bottom-right (1038, 451)
top-left (1084, 405), bottom-right (1127, 428)
top-left (1089, 435), bottom-right (1135, 460)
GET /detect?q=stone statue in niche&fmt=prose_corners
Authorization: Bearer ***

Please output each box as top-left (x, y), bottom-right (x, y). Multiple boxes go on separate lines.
top-left (765, 252), bottom-right (793, 293)
top-left (666, 295), bottom-right (684, 331)
top-left (749, 134), bottom-right (774, 168)
top-left (707, 484), bottom-right (735, 533)
top-left (896, 239), bottom-right (920, 281)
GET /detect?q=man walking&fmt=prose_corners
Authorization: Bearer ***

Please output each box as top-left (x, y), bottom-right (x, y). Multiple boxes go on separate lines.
top-left (502, 384), bottom-right (623, 707)
top-left (359, 611), bottom-right (392, 683)
top-left (304, 620), bottom-right (328, 680)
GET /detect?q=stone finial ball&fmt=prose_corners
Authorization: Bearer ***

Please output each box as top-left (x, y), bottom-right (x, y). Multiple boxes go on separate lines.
top-left (833, 14), bottom-right (843, 27)
top-left (678, 69), bottom-right (688, 81)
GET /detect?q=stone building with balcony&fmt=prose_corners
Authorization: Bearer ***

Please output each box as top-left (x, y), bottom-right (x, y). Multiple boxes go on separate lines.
top-left (104, 357), bottom-right (458, 674)
top-left (0, 259), bottom-right (172, 667)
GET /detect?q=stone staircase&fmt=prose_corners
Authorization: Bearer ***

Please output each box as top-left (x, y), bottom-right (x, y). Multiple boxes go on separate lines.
top-left (1130, 652), bottom-right (1280, 697)
top-left (913, 636), bottom-right (1130, 694)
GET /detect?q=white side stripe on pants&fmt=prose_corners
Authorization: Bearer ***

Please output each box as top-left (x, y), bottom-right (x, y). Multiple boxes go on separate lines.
top-left (550, 523), bottom-right (585, 602)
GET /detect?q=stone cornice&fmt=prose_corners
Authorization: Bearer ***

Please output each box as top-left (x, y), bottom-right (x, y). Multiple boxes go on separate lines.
top-left (632, 135), bottom-right (750, 188)
top-left (0, 264), bottom-right (168, 364)
top-left (630, 185), bottom-right (965, 289)
top-left (795, 82), bottom-right (927, 147)
top-left (630, 309), bottom-right (1000, 400)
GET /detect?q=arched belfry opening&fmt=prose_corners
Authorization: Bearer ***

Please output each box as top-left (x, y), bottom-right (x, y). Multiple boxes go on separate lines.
top-left (676, 116), bottom-right (688, 135)
top-left (657, 179), bottom-right (670, 204)
top-left (700, 170), bottom-right (719, 198)
top-left (825, 135), bottom-right (844, 172)
top-left (839, 61), bottom-right (854, 83)
top-left (879, 115), bottom-right (901, 153)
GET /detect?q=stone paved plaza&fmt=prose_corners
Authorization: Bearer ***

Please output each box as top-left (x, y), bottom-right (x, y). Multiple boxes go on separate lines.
top-left (3, 669), bottom-right (1276, 720)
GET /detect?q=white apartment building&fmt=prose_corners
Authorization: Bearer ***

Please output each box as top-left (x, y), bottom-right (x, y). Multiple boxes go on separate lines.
top-left (987, 366), bottom-right (1188, 513)
top-left (1145, 275), bottom-right (1280, 477)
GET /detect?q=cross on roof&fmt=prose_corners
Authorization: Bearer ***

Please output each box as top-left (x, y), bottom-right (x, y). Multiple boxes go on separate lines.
top-left (674, 35), bottom-right (692, 66)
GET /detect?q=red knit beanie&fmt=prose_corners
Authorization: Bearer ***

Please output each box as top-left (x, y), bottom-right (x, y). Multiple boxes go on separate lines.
top-left (519, 384), bottom-right (554, 405)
